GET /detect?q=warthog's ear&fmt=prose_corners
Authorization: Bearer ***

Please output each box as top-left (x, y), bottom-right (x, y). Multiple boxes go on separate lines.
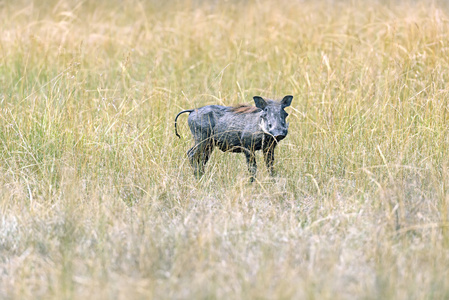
top-left (281, 95), bottom-right (293, 107)
top-left (253, 96), bottom-right (267, 109)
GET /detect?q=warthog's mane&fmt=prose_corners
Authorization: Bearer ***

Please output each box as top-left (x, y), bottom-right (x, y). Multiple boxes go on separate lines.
top-left (229, 105), bottom-right (260, 114)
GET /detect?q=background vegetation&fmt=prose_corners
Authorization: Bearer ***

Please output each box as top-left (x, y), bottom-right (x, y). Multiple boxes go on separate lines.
top-left (1, 0), bottom-right (449, 298)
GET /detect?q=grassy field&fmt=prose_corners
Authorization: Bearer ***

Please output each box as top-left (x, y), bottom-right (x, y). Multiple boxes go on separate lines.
top-left (1, 0), bottom-right (449, 298)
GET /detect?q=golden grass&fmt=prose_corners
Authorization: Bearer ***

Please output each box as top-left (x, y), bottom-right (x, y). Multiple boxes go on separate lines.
top-left (2, 0), bottom-right (449, 298)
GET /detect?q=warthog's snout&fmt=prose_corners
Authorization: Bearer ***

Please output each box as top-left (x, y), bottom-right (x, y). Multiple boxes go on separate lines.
top-left (273, 128), bottom-right (288, 141)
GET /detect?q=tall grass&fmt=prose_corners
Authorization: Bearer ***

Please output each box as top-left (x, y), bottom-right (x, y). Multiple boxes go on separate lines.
top-left (1, 0), bottom-right (449, 298)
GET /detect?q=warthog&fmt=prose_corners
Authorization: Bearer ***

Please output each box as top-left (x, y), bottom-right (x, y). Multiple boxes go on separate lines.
top-left (175, 95), bottom-right (293, 181)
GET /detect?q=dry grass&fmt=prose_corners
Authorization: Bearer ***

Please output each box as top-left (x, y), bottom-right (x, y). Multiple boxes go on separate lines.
top-left (2, 0), bottom-right (449, 299)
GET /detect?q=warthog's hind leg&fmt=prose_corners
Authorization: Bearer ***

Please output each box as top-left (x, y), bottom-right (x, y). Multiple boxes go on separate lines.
top-left (187, 142), bottom-right (214, 178)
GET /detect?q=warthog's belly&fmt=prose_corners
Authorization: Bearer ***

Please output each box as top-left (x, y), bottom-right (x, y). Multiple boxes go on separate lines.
top-left (216, 144), bottom-right (244, 153)
top-left (215, 137), bottom-right (243, 153)
top-left (214, 131), bottom-right (266, 153)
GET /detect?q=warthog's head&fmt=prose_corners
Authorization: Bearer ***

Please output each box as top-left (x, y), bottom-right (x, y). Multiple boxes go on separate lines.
top-left (254, 95), bottom-right (293, 141)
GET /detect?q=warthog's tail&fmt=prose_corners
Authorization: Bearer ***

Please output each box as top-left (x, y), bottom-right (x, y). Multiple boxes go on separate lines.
top-left (175, 109), bottom-right (194, 138)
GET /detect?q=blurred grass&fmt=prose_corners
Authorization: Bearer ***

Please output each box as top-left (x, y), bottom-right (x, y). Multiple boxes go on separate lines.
top-left (2, 0), bottom-right (449, 299)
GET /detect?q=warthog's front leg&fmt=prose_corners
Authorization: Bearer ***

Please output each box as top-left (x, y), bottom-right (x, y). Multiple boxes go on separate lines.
top-left (244, 151), bottom-right (257, 182)
top-left (263, 145), bottom-right (276, 177)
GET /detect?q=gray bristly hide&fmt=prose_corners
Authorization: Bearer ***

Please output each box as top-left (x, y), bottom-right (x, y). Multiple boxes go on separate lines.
top-left (174, 95), bottom-right (293, 182)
